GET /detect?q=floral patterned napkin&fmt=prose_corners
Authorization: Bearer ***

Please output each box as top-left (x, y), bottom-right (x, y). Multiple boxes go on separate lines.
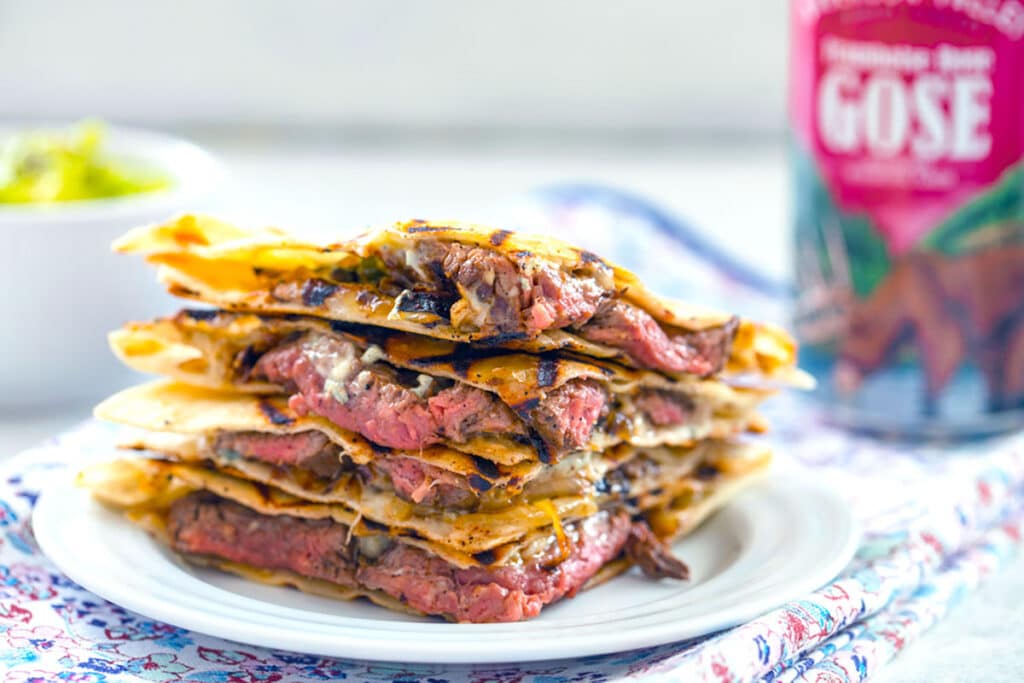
top-left (1, 414), bottom-right (1022, 683)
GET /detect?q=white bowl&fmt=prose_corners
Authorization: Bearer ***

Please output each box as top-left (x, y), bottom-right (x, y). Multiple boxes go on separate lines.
top-left (0, 125), bottom-right (224, 409)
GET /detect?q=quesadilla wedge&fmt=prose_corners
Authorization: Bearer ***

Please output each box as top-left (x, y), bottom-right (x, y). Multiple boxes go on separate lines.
top-left (112, 215), bottom-right (805, 382)
top-left (108, 310), bottom-right (771, 462)
top-left (80, 439), bottom-right (768, 623)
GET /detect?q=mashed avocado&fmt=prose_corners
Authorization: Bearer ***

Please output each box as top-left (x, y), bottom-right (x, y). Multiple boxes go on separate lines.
top-left (0, 121), bottom-right (171, 204)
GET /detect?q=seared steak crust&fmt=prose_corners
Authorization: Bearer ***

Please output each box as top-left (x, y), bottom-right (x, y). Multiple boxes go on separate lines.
top-left (381, 239), bottom-right (737, 374)
top-left (167, 493), bottom-right (643, 623)
top-left (625, 521), bottom-right (690, 580)
top-left (580, 301), bottom-right (739, 376)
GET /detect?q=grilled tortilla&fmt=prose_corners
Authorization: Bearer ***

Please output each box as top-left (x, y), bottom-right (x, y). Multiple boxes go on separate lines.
top-left (82, 435), bottom-right (767, 558)
top-left (96, 377), bottom-right (764, 475)
top-left (112, 215), bottom-right (804, 383)
top-left (95, 378), bottom-right (765, 518)
top-left (88, 454), bottom-right (598, 557)
top-left (125, 455), bottom-right (765, 623)
top-left (108, 311), bottom-right (772, 463)
top-left (82, 436), bottom-right (768, 566)
top-left (120, 429), bottom-right (710, 516)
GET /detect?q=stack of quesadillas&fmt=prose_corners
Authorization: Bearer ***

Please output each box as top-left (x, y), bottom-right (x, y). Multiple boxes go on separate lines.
top-left (83, 215), bottom-right (803, 622)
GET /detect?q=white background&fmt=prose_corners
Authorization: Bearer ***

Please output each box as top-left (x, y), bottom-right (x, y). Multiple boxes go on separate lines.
top-left (0, 0), bottom-right (787, 135)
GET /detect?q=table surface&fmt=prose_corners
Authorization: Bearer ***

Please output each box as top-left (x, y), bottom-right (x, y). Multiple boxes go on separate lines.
top-left (2, 141), bottom-right (1021, 682)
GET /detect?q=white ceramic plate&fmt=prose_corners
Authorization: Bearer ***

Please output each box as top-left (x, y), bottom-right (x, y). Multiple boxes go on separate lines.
top-left (34, 471), bottom-right (858, 664)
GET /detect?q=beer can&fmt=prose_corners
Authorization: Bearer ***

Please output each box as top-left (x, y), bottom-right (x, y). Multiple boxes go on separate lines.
top-left (790, 0), bottom-right (1024, 436)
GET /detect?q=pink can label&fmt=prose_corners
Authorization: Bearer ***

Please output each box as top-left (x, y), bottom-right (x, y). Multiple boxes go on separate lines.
top-left (792, 1), bottom-right (1024, 253)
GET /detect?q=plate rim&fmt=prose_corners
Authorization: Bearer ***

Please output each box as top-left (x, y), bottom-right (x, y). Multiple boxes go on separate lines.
top-left (33, 469), bottom-right (860, 663)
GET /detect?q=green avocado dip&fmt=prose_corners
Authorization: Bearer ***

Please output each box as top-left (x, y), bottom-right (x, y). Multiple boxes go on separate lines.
top-left (0, 121), bottom-right (172, 204)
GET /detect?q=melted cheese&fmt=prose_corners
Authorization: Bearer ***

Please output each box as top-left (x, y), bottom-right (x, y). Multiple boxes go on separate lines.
top-left (360, 344), bottom-right (386, 365)
top-left (533, 499), bottom-right (571, 565)
top-left (402, 248), bottom-right (434, 281)
top-left (307, 336), bottom-right (358, 405)
top-left (410, 374), bottom-right (435, 398)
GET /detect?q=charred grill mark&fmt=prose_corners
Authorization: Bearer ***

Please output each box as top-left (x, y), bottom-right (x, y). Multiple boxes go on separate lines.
top-left (579, 250), bottom-right (605, 266)
top-left (695, 465), bottom-right (720, 481)
top-left (407, 347), bottom-right (501, 371)
top-left (537, 356), bottom-right (558, 388)
top-left (369, 442), bottom-right (392, 456)
top-left (468, 474), bottom-right (493, 492)
top-left (258, 400), bottom-right (295, 426)
top-left (396, 291), bottom-right (457, 319)
top-left (488, 230), bottom-right (512, 247)
top-left (452, 357), bottom-right (472, 378)
top-left (363, 519), bottom-right (388, 532)
top-left (252, 481), bottom-right (273, 503)
top-left (234, 344), bottom-right (262, 380)
top-left (302, 279), bottom-right (339, 307)
top-left (511, 397), bottom-right (541, 418)
top-left (477, 331), bottom-right (530, 346)
top-left (472, 549), bottom-right (497, 565)
top-left (181, 308), bottom-right (219, 321)
top-left (527, 429), bottom-right (552, 464)
top-left (470, 455), bottom-right (500, 479)
top-left (428, 260), bottom-right (446, 282)
top-left (328, 320), bottom-right (360, 335)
